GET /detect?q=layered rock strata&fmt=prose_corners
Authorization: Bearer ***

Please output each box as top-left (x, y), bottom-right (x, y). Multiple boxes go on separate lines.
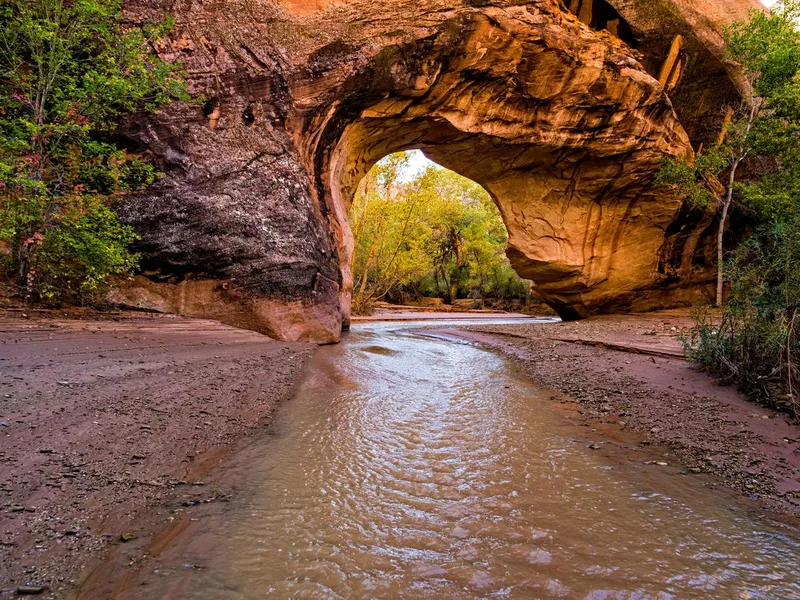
top-left (118, 0), bottom-right (761, 342)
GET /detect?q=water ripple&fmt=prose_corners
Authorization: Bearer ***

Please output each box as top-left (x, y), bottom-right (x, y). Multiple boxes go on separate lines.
top-left (175, 321), bottom-right (800, 599)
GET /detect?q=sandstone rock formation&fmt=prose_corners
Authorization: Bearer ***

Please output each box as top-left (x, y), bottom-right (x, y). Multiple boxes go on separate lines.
top-left (118, 0), bottom-right (762, 342)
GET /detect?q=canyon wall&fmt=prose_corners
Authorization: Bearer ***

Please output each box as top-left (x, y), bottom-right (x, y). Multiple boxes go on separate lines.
top-left (118, 0), bottom-right (761, 342)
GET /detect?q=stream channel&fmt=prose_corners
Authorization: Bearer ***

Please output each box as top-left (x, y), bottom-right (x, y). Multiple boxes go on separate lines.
top-left (144, 318), bottom-right (800, 599)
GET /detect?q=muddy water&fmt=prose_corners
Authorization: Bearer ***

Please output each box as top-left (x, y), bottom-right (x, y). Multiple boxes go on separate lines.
top-left (167, 320), bottom-right (800, 599)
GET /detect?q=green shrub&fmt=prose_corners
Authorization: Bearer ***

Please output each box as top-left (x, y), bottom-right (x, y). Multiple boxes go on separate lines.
top-left (0, 0), bottom-right (188, 304)
top-left (684, 221), bottom-right (800, 414)
top-left (23, 195), bottom-right (140, 303)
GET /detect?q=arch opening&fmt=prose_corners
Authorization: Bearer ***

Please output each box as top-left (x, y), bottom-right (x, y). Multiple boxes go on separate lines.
top-left (347, 151), bottom-right (539, 316)
top-left (324, 110), bottom-right (690, 328)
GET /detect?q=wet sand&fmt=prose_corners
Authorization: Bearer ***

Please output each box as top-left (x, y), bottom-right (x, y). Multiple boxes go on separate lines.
top-left (0, 312), bottom-right (313, 598)
top-left (433, 310), bottom-right (800, 517)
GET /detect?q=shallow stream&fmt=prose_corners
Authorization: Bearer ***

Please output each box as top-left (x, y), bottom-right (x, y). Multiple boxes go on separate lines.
top-left (157, 319), bottom-right (800, 599)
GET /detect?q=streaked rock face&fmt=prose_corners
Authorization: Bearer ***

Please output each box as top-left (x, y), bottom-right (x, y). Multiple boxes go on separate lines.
top-left (118, 0), bottom-right (761, 342)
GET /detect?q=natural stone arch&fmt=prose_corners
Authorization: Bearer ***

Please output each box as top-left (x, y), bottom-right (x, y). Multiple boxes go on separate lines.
top-left (301, 9), bottom-right (694, 326)
top-left (117, 0), bottom-right (762, 343)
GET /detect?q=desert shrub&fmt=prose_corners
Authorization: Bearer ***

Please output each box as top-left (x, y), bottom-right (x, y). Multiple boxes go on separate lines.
top-left (684, 220), bottom-right (800, 413)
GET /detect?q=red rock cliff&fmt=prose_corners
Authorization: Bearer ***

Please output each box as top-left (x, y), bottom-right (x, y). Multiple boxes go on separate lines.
top-left (116, 0), bottom-right (762, 342)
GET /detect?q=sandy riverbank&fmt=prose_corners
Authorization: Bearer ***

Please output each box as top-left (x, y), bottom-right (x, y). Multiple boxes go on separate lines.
top-left (5, 308), bottom-right (800, 597)
top-left (0, 311), bottom-right (313, 598)
top-left (429, 310), bottom-right (800, 517)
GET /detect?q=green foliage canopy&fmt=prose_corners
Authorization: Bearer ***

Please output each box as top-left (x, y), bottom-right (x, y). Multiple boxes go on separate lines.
top-left (349, 153), bottom-right (527, 314)
top-left (0, 0), bottom-right (189, 302)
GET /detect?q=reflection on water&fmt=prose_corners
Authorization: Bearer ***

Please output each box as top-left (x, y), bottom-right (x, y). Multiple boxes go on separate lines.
top-left (167, 319), bottom-right (800, 599)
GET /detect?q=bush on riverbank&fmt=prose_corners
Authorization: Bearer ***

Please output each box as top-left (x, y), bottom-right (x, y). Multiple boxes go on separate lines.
top-left (0, 0), bottom-right (188, 305)
top-left (682, 0), bottom-right (800, 416)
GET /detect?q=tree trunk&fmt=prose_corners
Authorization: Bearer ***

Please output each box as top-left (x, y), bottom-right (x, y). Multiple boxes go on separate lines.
top-left (354, 226), bottom-right (379, 306)
top-left (448, 277), bottom-right (459, 305)
top-left (716, 195), bottom-right (731, 307)
top-left (715, 100), bottom-right (759, 306)
top-left (717, 157), bottom-right (741, 306)
top-left (448, 234), bottom-right (466, 304)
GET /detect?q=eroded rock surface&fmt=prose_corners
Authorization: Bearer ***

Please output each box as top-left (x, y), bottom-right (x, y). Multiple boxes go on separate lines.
top-left (118, 0), bottom-right (761, 341)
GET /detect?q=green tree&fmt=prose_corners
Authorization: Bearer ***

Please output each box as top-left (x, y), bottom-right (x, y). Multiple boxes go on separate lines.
top-left (0, 0), bottom-right (188, 303)
top-left (422, 168), bottom-right (511, 303)
top-left (349, 152), bottom-right (528, 314)
top-left (349, 153), bottom-right (433, 313)
top-left (670, 0), bottom-right (800, 412)
top-left (655, 0), bottom-right (800, 307)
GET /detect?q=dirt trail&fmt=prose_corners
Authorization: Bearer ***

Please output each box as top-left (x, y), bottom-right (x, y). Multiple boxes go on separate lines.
top-left (0, 312), bottom-right (312, 598)
top-left (432, 310), bottom-right (800, 517)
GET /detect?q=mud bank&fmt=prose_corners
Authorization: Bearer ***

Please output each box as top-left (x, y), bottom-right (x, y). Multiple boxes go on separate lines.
top-left (433, 310), bottom-right (800, 517)
top-left (0, 312), bottom-right (313, 598)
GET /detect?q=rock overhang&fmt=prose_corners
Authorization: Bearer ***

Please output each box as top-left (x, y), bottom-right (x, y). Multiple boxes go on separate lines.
top-left (116, 0), bottom-right (762, 342)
